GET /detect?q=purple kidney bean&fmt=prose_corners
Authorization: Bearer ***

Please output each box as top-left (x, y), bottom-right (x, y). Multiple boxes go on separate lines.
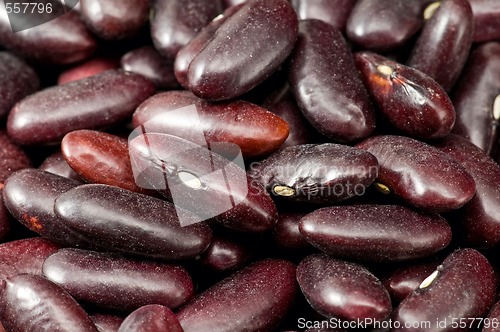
top-left (434, 134), bottom-right (500, 247)
top-left (288, 19), bottom-right (375, 142)
top-left (199, 234), bottom-right (253, 272)
top-left (7, 70), bottom-right (155, 145)
top-left (118, 305), bottom-right (183, 332)
top-left (274, 210), bottom-right (314, 251)
top-left (58, 57), bottom-right (119, 85)
top-left (151, 0), bottom-right (223, 59)
top-left (357, 135), bottom-right (476, 212)
top-left (468, 0), bottom-right (500, 42)
top-left (292, 0), bottom-right (356, 31)
top-left (129, 133), bottom-right (278, 232)
top-left (80, 0), bottom-right (149, 40)
top-left (0, 274), bottom-right (98, 332)
top-left (484, 301), bottom-right (500, 332)
top-left (249, 143), bottom-right (378, 204)
top-left (408, 0), bottom-right (473, 91)
top-left (451, 42), bottom-right (500, 155)
top-left (39, 151), bottom-right (82, 182)
top-left (393, 249), bottom-right (496, 331)
top-left (121, 46), bottom-right (179, 90)
top-left (54, 184), bottom-right (212, 259)
top-left (299, 205), bottom-right (451, 262)
top-left (355, 51), bottom-right (456, 139)
top-left (297, 254), bottom-right (392, 321)
top-left (177, 259), bottom-right (297, 332)
top-left (187, 0), bottom-right (298, 100)
top-left (42, 248), bottom-right (194, 310)
top-left (91, 314), bottom-right (123, 332)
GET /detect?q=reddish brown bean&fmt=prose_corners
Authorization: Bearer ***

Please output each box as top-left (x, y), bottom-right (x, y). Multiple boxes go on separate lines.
top-left (199, 234), bottom-right (253, 272)
top-left (39, 151), bottom-right (82, 182)
top-left (58, 57), bottom-right (119, 85)
top-left (118, 305), bottom-right (183, 332)
top-left (0, 132), bottom-right (31, 185)
top-left (468, 0), bottom-right (500, 42)
top-left (91, 314), bottom-right (123, 332)
top-left (484, 301), bottom-right (500, 332)
top-left (274, 211), bottom-right (313, 251)
top-left (292, 0), bottom-right (356, 31)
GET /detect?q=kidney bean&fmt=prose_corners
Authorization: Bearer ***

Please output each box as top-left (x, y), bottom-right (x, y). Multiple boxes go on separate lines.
top-left (288, 20), bottom-right (375, 143)
top-left (7, 70), bottom-right (155, 145)
top-left (484, 301), bottom-right (500, 332)
top-left (128, 133), bottom-right (278, 232)
top-left (118, 305), bottom-right (183, 332)
top-left (80, 0), bottom-right (149, 40)
top-left (91, 314), bottom-right (123, 332)
top-left (223, 0), bottom-right (247, 7)
top-left (451, 42), bottom-right (500, 155)
top-left (274, 210), bottom-right (314, 251)
top-left (249, 143), bottom-right (378, 204)
top-left (187, 0), bottom-right (298, 100)
top-left (299, 205), bottom-right (451, 262)
top-left (121, 46), bottom-right (178, 90)
top-left (0, 274), bottom-right (98, 332)
top-left (392, 249), bottom-right (496, 331)
top-left (151, 0), bottom-right (223, 59)
top-left (39, 151), bottom-right (82, 182)
top-left (468, 0), bottom-right (500, 42)
top-left (0, 132), bottom-right (32, 185)
top-left (354, 52), bottom-right (455, 139)
top-left (297, 254), bottom-right (392, 321)
top-left (434, 134), bottom-right (500, 247)
top-left (43, 248), bottom-right (194, 311)
top-left (58, 57), bottom-right (120, 85)
top-left (199, 234), bottom-right (254, 272)
top-left (291, 0), bottom-right (356, 31)
top-left (408, 0), bottom-right (473, 91)
top-left (357, 135), bottom-right (476, 212)
top-left (132, 90), bottom-right (289, 159)
top-left (177, 259), bottom-right (297, 332)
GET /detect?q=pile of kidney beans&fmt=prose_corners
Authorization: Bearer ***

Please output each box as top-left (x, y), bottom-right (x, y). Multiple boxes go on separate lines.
top-left (0, 0), bottom-right (500, 331)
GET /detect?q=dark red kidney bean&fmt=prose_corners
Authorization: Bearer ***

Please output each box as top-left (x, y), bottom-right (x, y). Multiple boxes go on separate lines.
top-left (223, 0), bottom-right (247, 6)
top-left (0, 237), bottom-right (60, 279)
top-left (132, 90), bottom-right (289, 159)
top-left (274, 211), bottom-right (313, 251)
top-left (39, 151), bottom-right (82, 182)
top-left (0, 11), bottom-right (96, 65)
top-left (61, 130), bottom-right (147, 194)
top-left (0, 52), bottom-right (39, 118)
top-left (121, 46), bottom-right (178, 90)
top-left (392, 249), bottom-right (496, 331)
top-left (199, 234), bottom-right (253, 272)
top-left (357, 135), bottom-right (476, 213)
top-left (382, 258), bottom-right (440, 303)
top-left (129, 133), bottom-right (278, 232)
top-left (346, 0), bottom-right (425, 50)
top-left (0, 131), bottom-right (32, 185)
top-left (2, 169), bottom-right (94, 248)
top-left (7, 70), bottom-right (155, 145)
top-left (80, 0), bottom-right (149, 40)
top-left (354, 52), bottom-right (455, 139)
top-left (58, 57), bottom-right (120, 85)
top-left (0, 274), bottom-right (98, 332)
top-left (118, 305), bottom-right (183, 332)
top-left (0, 196), bottom-right (10, 242)
top-left (299, 205), bottom-right (451, 262)
top-left (484, 301), bottom-right (500, 332)
top-left (433, 134), bottom-right (500, 247)
top-left (177, 259), bottom-right (297, 332)
top-left (151, 0), bottom-right (222, 59)
top-left (248, 144), bottom-right (378, 204)
top-left (468, 0), bottom-right (500, 42)
top-left (91, 314), bottom-right (123, 332)
top-left (42, 248), bottom-right (194, 310)
top-left (297, 254), bottom-right (392, 321)
top-left (188, 0), bottom-right (298, 100)
top-left (292, 0), bottom-right (356, 31)
top-left (54, 184), bottom-right (212, 259)
top-left (408, 0), bottom-right (473, 91)
top-left (288, 20), bottom-right (375, 143)
top-left (451, 42), bottom-right (500, 155)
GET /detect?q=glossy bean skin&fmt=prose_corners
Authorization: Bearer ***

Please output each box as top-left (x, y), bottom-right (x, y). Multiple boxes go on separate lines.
top-left (132, 91), bottom-right (289, 159)
top-left (80, 0), bottom-right (149, 40)
top-left (434, 134), bottom-right (500, 247)
top-left (199, 235), bottom-right (253, 272)
top-left (61, 130), bottom-right (147, 194)
top-left (121, 46), bottom-right (178, 90)
top-left (292, 0), bottom-right (356, 31)
top-left (151, 0), bottom-right (222, 59)
top-left (408, 0), bottom-right (473, 92)
top-left (54, 184), bottom-right (212, 259)
top-left (42, 248), bottom-right (194, 311)
top-left (357, 135), bottom-right (476, 212)
top-left (91, 314), bottom-right (123, 332)
top-left (354, 52), bottom-right (455, 139)
top-left (177, 259), bottom-right (297, 332)
top-left (223, 0), bottom-right (247, 6)
top-left (58, 57), bottom-right (119, 85)
top-left (7, 70), bottom-right (155, 145)
top-left (346, 0), bottom-right (425, 50)
top-left (484, 301), bottom-right (500, 332)
top-left (39, 151), bottom-right (82, 182)
top-left (0, 52), bottom-right (39, 118)
top-left (468, 0), bottom-right (500, 42)
top-left (0, 275), bottom-right (98, 332)
top-left (297, 254), bottom-right (392, 321)
top-left (451, 42), bottom-right (500, 155)
top-left (188, 0), bottom-right (298, 100)
top-left (288, 20), bottom-right (375, 143)
top-left (274, 211), bottom-right (313, 251)
top-left (299, 205), bottom-right (451, 262)
top-left (249, 144), bottom-right (378, 204)
top-left (393, 249), bottom-right (496, 331)
top-left (118, 305), bottom-right (183, 332)
top-left (129, 133), bottom-right (278, 232)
